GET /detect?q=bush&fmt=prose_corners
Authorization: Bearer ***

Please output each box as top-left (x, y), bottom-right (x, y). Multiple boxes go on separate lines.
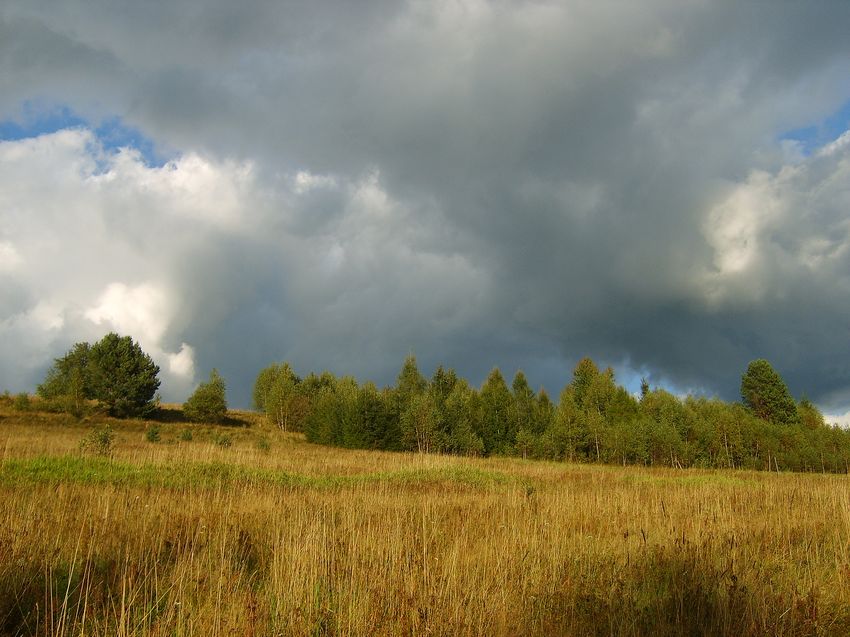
top-left (179, 428), bottom-right (193, 442)
top-left (80, 425), bottom-right (115, 457)
top-left (13, 393), bottom-right (31, 412)
top-left (183, 369), bottom-right (228, 423)
top-left (145, 424), bottom-right (161, 443)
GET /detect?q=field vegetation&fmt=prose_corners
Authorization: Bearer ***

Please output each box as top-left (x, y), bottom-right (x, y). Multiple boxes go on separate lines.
top-left (1, 397), bottom-right (849, 636)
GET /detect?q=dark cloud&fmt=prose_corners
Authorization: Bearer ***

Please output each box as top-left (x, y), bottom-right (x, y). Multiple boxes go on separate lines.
top-left (2, 1), bottom-right (850, 418)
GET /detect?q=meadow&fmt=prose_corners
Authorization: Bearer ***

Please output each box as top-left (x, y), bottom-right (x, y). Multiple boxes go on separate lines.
top-left (1, 402), bottom-right (849, 636)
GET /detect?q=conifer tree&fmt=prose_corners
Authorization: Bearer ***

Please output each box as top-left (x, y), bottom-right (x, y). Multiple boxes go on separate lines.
top-left (39, 333), bottom-right (160, 418)
top-left (741, 359), bottom-right (799, 426)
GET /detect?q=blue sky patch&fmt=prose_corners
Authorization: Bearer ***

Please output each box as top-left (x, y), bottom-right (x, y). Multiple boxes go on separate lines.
top-left (781, 98), bottom-right (850, 155)
top-left (0, 101), bottom-right (169, 167)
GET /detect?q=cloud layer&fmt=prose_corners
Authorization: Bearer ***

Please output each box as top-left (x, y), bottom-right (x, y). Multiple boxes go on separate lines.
top-left (1, 1), bottom-right (850, 414)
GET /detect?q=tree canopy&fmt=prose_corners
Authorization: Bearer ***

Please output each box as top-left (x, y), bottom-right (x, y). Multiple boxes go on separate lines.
top-left (38, 333), bottom-right (160, 418)
top-left (741, 359), bottom-right (800, 426)
top-left (254, 354), bottom-right (848, 474)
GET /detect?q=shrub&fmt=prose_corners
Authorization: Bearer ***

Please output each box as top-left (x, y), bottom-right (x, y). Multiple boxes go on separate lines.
top-left (145, 425), bottom-right (161, 443)
top-left (13, 393), bottom-right (31, 411)
top-left (183, 369), bottom-right (228, 423)
top-left (80, 425), bottom-right (115, 457)
top-left (179, 428), bottom-right (193, 442)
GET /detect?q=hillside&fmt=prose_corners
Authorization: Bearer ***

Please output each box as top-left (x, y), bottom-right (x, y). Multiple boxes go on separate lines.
top-left (1, 403), bottom-right (849, 636)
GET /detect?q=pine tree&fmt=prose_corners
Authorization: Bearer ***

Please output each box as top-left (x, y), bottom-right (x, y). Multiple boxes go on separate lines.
top-left (87, 333), bottom-right (161, 418)
top-left (740, 359), bottom-right (799, 426)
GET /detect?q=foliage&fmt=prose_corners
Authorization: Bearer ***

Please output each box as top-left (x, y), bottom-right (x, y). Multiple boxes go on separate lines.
top-left (253, 363), bottom-right (310, 430)
top-left (400, 392), bottom-right (442, 453)
top-left (88, 333), bottom-right (161, 417)
top-left (39, 334), bottom-right (160, 418)
top-left (395, 354), bottom-right (428, 416)
top-left (183, 369), bottom-right (228, 423)
top-left (145, 424), bottom-right (161, 443)
top-left (13, 393), bottom-right (31, 412)
top-left (269, 354), bottom-right (850, 473)
top-left (37, 342), bottom-right (92, 416)
top-left (798, 398), bottom-right (825, 430)
top-left (479, 368), bottom-right (513, 455)
top-left (741, 359), bottom-right (800, 426)
top-left (79, 425), bottom-right (115, 457)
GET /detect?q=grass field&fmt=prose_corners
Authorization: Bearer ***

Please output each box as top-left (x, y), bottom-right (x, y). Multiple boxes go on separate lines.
top-left (1, 403), bottom-right (849, 636)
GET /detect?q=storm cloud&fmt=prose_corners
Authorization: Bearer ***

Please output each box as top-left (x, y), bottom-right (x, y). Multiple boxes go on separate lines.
top-left (2, 1), bottom-right (850, 418)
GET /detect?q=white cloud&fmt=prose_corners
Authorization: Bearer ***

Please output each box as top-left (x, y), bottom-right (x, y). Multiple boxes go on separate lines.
top-left (817, 129), bottom-right (850, 157)
top-left (0, 240), bottom-right (23, 271)
top-left (0, 130), bottom-right (262, 399)
top-left (293, 170), bottom-right (336, 195)
top-left (824, 410), bottom-right (850, 429)
top-left (703, 170), bottom-right (780, 277)
top-left (85, 282), bottom-right (170, 346)
top-left (699, 128), bottom-right (850, 307)
top-left (168, 343), bottom-right (195, 380)
top-left (29, 301), bottom-right (65, 331)
top-left (84, 281), bottom-right (195, 394)
top-left (0, 127), bottom-right (485, 402)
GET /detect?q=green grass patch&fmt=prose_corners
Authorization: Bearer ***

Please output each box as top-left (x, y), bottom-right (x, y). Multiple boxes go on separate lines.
top-left (0, 455), bottom-right (518, 492)
top-left (622, 472), bottom-right (760, 488)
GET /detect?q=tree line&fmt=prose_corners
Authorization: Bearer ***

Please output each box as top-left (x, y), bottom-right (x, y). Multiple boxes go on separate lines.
top-left (31, 332), bottom-right (850, 473)
top-left (254, 356), bottom-right (850, 473)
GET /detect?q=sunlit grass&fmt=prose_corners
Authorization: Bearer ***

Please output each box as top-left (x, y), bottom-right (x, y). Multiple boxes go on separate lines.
top-left (1, 403), bottom-right (849, 635)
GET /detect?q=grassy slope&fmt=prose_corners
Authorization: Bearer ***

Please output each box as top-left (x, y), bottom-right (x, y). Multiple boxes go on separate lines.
top-left (1, 404), bottom-right (849, 636)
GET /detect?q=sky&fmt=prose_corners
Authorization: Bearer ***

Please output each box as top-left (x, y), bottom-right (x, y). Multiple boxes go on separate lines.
top-left (2, 1), bottom-right (850, 422)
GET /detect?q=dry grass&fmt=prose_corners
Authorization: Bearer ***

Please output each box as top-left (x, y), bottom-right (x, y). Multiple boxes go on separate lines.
top-left (1, 404), bottom-right (849, 636)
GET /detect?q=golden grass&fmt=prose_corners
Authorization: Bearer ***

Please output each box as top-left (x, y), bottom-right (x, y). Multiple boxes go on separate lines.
top-left (1, 405), bottom-right (849, 636)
